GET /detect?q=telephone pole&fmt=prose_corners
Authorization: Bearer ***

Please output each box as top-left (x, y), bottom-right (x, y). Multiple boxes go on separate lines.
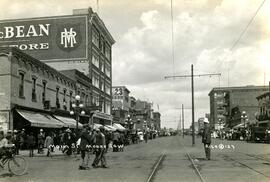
top-left (165, 64), bottom-right (221, 145)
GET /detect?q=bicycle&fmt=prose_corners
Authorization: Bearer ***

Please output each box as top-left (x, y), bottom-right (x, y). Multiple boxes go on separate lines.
top-left (0, 146), bottom-right (28, 176)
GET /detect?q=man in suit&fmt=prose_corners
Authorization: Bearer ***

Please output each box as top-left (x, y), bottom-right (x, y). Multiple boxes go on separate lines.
top-left (202, 118), bottom-right (211, 160)
top-left (79, 124), bottom-right (92, 170)
top-left (92, 126), bottom-right (108, 168)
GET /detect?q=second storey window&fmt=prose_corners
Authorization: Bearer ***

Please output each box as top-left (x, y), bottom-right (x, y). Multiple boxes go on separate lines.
top-left (32, 77), bottom-right (37, 102)
top-left (42, 81), bottom-right (47, 103)
top-left (19, 72), bottom-right (24, 98)
top-left (56, 87), bottom-right (60, 109)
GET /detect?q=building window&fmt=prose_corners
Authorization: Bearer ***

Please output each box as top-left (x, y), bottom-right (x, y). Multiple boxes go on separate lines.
top-left (92, 53), bottom-right (99, 68)
top-left (105, 65), bottom-right (111, 78)
top-left (100, 60), bottom-right (104, 72)
top-left (92, 27), bottom-right (99, 48)
top-left (42, 81), bottom-right (47, 102)
top-left (19, 72), bottom-right (25, 98)
top-left (100, 36), bottom-right (104, 52)
top-left (105, 84), bottom-right (111, 95)
top-left (105, 43), bottom-right (111, 60)
top-left (32, 77), bottom-right (37, 102)
top-left (92, 74), bottom-right (99, 88)
top-left (63, 89), bottom-right (67, 110)
top-left (100, 79), bottom-right (104, 91)
top-left (69, 91), bottom-right (73, 110)
top-left (92, 94), bottom-right (99, 106)
top-left (105, 101), bottom-right (111, 115)
top-left (56, 87), bottom-right (60, 109)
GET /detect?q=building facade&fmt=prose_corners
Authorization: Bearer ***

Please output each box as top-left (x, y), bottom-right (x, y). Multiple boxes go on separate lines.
top-left (112, 86), bottom-right (130, 124)
top-left (153, 112), bottom-right (161, 130)
top-left (0, 7), bottom-right (115, 126)
top-left (0, 48), bottom-right (84, 132)
top-left (209, 86), bottom-right (269, 129)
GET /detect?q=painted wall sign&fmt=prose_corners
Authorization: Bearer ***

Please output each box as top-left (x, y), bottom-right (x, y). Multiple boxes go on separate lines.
top-left (0, 15), bottom-right (88, 62)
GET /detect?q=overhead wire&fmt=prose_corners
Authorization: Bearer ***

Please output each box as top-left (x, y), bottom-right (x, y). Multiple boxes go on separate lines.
top-left (216, 0), bottom-right (266, 87)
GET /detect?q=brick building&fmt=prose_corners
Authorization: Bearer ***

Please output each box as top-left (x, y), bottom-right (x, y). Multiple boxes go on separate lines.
top-left (0, 48), bottom-right (88, 132)
top-left (0, 7), bottom-right (115, 126)
top-left (209, 86), bottom-right (269, 129)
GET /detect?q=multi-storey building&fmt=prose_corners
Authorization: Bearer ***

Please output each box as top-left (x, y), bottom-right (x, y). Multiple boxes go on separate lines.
top-left (0, 47), bottom-right (89, 132)
top-left (153, 112), bottom-right (161, 130)
top-left (256, 91), bottom-right (270, 127)
top-left (0, 7), bottom-right (115, 126)
top-left (112, 86), bottom-right (130, 124)
top-left (209, 86), bottom-right (269, 129)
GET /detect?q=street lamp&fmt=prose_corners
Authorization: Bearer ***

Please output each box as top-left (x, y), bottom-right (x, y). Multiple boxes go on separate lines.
top-left (241, 111), bottom-right (248, 129)
top-left (218, 118), bottom-right (222, 130)
top-left (70, 95), bottom-right (85, 134)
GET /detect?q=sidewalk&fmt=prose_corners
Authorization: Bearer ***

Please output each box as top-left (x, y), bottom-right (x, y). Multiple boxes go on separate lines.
top-left (18, 148), bottom-right (71, 157)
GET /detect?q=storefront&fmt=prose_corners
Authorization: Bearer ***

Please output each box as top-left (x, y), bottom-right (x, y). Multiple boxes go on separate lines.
top-left (91, 111), bottom-right (113, 126)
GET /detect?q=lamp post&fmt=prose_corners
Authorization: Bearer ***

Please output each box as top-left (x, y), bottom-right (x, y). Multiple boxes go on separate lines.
top-left (70, 95), bottom-right (85, 134)
top-left (241, 111), bottom-right (248, 129)
top-left (218, 118), bottom-right (221, 130)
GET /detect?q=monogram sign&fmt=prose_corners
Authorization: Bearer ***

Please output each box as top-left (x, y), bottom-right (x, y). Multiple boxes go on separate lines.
top-left (0, 15), bottom-right (87, 61)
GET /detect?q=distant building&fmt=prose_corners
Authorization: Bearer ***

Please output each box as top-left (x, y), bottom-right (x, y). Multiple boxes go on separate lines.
top-left (153, 112), bottom-right (161, 130)
top-left (256, 91), bottom-right (270, 127)
top-left (112, 86), bottom-right (130, 124)
top-left (209, 86), bottom-right (268, 129)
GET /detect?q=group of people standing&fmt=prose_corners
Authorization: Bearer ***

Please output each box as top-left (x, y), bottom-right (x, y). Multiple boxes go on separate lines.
top-left (79, 124), bottom-right (109, 170)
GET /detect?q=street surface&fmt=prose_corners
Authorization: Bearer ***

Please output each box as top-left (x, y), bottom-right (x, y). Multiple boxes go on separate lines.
top-left (1, 136), bottom-right (270, 182)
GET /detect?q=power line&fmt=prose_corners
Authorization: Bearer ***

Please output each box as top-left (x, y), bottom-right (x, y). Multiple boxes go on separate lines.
top-left (217, 0), bottom-right (266, 87)
top-left (230, 0), bottom-right (266, 51)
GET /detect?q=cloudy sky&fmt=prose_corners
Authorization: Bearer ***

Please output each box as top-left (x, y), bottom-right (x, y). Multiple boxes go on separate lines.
top-left (1, 0), bottom-right (270, 129)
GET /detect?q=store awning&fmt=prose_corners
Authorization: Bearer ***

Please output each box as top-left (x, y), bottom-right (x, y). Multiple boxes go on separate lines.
top-left (233, 123), bottom-right (244, 129)
top-left (113, 123), bottom-right (126, 131)
top-left (54, 115), bottom-right (83, 129)
top-left (16, 110), bottom-right (66, 128)
top-left (93, 123), bottom-right (102, 130)
top-left (104, 125), bottom-right (117, 131)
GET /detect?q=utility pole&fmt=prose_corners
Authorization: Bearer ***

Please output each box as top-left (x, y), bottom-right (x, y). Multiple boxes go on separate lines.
top-left (182, 104), bottom-right (184, 138)
top-left (165, 64), bottom-right (221, 145)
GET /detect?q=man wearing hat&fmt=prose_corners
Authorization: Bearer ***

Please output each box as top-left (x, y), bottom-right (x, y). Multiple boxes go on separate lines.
top-left (37, 129), bottom-right (45, 154)
top-left (79, 124), bottom-right (92, 170)
top-left (202, 118), bottom-right (211, 160)
top-left (92, 126), bottom-right (108, 168)
top-left (13, 130), bottom-right (20, 155)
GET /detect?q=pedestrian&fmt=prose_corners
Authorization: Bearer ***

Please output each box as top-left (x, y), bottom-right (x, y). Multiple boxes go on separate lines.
top-left (112, 130), bottom-right (120, 152)
top-left (44, 132), bottom-right (54, 157)
top-left (119, 131), bottom-right (125, 152)
top-left (144, 131), bottom-right (148, 143)
top-left (26, 132), bottom-right (35, 157)
top-left (63, 128), bottom-right (75, 156)
top-left (19, 129), bottom-right (26, 150)
top-left (79, 124), bottom-right (92, 170)
top-left (202, 118), bottom-right (211, 160)
top-left (92, 126), bottom-right (108, 168)
top-left (37, 129), bottom-right (45, 154)
top-left (13, 130), bottom-right (20, 155)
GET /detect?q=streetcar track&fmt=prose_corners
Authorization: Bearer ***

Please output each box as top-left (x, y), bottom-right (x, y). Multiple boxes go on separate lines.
top-left (146, 154), bottom-right (166, 182)
top-left (237, 152), bottom-right (270, 163)
top-left (222, 154), bottom-right (270, 180)
top-left (178, 137), bottom-right (206, 182)
top-left (186, 152), bottom-right (205, 182)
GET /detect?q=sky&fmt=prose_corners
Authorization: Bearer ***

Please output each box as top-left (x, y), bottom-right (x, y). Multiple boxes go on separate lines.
top-left (1, 0), bottom-right (270, 129)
